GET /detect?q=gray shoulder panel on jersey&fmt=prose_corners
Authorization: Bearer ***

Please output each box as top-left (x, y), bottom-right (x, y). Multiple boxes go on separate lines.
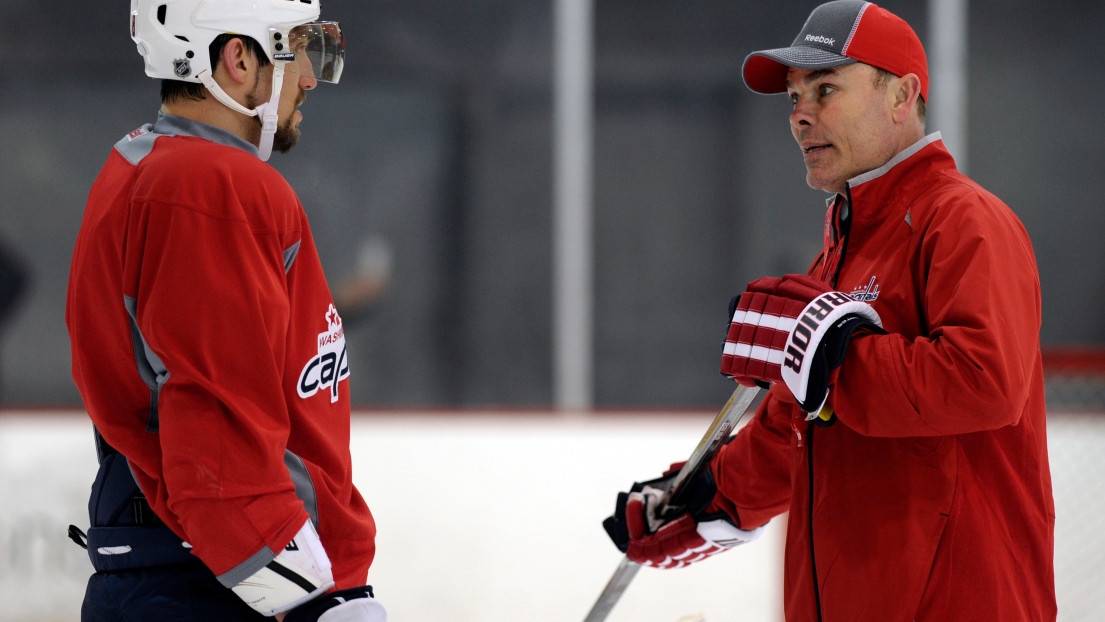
top-left (284, 240), bottom-right (302, 274)
top-left (285, 450), bottom-right (320, 530)
top-left (124, 296), bottom-right (171, 432)
top-left (114, 124), bottom-right (162, 165)
top-left (217, 545), bottom-right (277, 588)
top-left (114, 112), bottom-right (259, 165)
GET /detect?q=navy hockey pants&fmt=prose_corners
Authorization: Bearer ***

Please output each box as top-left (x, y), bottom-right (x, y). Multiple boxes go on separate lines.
top-left (81, 560), bottom-right (268, 622)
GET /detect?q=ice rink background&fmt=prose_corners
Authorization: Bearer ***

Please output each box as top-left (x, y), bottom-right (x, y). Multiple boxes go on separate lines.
top-left (2, 410), bottom-right (1102, 621)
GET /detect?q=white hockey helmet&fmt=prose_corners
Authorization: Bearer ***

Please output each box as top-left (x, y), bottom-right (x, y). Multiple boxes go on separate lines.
top-left (130, 0), bottom-right (345, 160)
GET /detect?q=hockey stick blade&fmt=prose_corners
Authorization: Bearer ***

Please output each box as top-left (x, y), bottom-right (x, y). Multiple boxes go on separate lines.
top-left (582, 384), bottom-right (761, 622)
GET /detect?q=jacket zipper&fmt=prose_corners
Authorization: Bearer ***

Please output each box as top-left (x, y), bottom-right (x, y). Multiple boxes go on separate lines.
top-left (808, 421), bottom-right (824, 622)
top-left (808, 184), bottom-right (852, 622)
top-left (831, 185), bottom-right (853, 287)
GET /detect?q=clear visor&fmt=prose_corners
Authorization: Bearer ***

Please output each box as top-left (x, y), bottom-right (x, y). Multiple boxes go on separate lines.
top-left (281, 21), bottom-right (345, 84)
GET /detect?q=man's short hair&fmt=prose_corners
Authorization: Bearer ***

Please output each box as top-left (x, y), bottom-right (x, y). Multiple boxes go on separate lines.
top-left (160, 34), bottom-right (271, 105)
top-left (873, 67), bottom-right (926, 126)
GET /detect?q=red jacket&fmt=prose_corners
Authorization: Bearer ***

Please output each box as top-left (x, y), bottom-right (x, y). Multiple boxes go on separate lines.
top-left (711, 136), bottom-right (1056, 621)
top-left (67, 114), bottom-right (376, 589)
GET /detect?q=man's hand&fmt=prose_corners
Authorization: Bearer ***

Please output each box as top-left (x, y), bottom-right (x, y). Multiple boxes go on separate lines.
top-left (603, 465), bottom-right (764, 569)
top-left (720, 274), bottom-right (883, 416)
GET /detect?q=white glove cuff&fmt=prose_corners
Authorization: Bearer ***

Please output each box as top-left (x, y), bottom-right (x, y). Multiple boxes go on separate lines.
top-left (696, 518), bottom-right (765, 549)
top-left (318, 597), bottom-right (389, 622)
top-left (231, 520), bottom-right (335, 616)
top-left (780, 291), bottom-right (882, 412)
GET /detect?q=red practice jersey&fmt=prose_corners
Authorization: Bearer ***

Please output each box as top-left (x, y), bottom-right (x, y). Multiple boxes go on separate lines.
top-left (67, 114), bottom-right (376, 589)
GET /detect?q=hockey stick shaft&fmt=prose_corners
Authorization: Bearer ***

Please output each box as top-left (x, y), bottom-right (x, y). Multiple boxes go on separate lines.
top-left (582, 384), bottom-right (761, 622)
top-left (582, 556), bottom-right (641, 622)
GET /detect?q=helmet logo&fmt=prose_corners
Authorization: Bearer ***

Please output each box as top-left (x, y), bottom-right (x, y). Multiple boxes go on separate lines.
top-left (173, 59), bottom-right (192, 78)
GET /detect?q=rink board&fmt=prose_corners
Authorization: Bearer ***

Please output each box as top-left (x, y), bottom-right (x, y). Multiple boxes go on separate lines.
top-left (1, 411), bottom-right (1101, 621)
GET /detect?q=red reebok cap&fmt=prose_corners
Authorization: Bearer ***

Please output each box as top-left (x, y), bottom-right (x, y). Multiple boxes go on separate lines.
top-left (742, 0), bottom-right (929, 101)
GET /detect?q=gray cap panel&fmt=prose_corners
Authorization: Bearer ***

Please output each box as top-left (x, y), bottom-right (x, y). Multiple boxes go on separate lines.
top-left (742, 0), bottom-right (871, 94)
top-left (752, 46), bottom-right (858, 71)
top-left (791, 0), bottom-right (869, 55)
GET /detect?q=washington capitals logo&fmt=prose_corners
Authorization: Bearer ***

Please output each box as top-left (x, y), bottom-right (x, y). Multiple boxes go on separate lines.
top-left (849, 276), bottom-right (880, 302)
top-left (297, 304), bottom-right (350, 403)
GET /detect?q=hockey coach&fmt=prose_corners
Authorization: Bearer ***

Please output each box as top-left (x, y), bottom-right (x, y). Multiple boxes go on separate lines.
top-left (66, 1), bottom-right (385, 620)
top-left (604, 2), bottom-right (1056, 620)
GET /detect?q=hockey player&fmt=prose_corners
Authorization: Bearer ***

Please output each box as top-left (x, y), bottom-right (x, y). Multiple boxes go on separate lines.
top-left (604, 2), bottom-right (1056, 620)
top-left (66, 1), bottom-right (385, 620)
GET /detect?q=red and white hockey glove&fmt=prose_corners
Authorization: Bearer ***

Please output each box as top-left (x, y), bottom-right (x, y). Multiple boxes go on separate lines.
top-left (603, 465), bottom-right (764, 569)
top-left (720, 274), bottom-right (883, 417)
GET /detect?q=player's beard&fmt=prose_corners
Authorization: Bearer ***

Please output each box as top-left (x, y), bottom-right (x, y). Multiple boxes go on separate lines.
top-left (246, 85), bottom-right (304, 154)
top-left (272, 114), bottom-right (301, 154)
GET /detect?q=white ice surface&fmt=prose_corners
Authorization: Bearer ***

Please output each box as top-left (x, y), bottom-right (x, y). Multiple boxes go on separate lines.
top-left (2, 411), bottom-right (1103, 621)
top-left (352, 414), bottom-right (784, 622)
top-left (0, 412), bottom-right (784, 622)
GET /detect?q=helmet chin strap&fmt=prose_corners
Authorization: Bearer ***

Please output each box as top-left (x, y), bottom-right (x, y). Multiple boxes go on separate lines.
top-left (196, 61), bottom-right (287, 162)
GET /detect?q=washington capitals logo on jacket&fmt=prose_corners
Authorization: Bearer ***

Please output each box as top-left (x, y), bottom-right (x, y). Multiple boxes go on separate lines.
top-left (849, 276), bottom-right (880, 302)
top-left (298, 304), bottom-right (349, 403)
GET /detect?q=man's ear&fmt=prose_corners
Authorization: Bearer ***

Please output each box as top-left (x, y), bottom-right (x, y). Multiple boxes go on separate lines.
top-left (890, 73), bottom-right (923, 124)
top-left (214, 37), bottom-right (257, 86)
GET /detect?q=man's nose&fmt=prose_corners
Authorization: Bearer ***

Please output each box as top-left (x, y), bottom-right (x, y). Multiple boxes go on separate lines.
top-left (790, 97), bottom-right (815, 128)
top-left (299, 72), bottom-right (318, 91)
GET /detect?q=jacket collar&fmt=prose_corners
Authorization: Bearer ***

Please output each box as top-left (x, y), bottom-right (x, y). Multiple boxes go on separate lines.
top-left (839, 132), bottom-right (957, 233)
top-left (848, 132), bottom-right (945, 189)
